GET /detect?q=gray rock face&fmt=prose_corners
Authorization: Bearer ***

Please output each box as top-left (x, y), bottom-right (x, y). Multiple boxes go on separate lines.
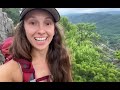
top-left (0, 8), bottom-right (14, 63)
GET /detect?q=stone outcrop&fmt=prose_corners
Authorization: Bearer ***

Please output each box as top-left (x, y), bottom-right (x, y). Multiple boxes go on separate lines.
top-left (0, 8), bottom-right (14, 63)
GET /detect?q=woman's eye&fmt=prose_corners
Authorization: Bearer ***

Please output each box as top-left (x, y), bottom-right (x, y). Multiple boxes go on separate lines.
top-left (46, 23), bottom-right (50, 25)
top-left (45, 22), bottom-right (52, 26)
top-left (30, 22), bottom-right (35, 25)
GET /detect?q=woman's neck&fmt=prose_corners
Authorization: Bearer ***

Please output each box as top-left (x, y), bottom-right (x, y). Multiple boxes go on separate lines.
top-left (31, 47), bottom-right (48, 63)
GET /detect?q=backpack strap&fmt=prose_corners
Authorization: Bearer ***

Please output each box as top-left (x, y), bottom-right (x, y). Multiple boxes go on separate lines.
top-left (36, 75), bottom-right (51, 82)
top-left (14, 58), bottom-right (35, 82)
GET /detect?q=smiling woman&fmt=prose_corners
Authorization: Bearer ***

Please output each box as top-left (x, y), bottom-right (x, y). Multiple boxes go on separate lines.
top-left (0, 8), bottom-right (73, 82)
top-left (24, 9), bottom-right (55, 51)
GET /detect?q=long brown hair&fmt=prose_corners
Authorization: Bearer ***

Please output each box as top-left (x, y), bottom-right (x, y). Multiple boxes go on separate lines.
top-left (10, 21), bottom-right (72, 82)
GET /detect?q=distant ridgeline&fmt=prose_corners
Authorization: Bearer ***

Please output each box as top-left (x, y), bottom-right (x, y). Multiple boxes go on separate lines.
top-left (64, 11), bottom-right (120, 50)
top-left (0, 8), bottom-right (14, 63)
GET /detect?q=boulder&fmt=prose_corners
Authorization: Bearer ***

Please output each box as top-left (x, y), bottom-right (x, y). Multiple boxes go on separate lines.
top-left (0, 8), bottom-right (14, 63)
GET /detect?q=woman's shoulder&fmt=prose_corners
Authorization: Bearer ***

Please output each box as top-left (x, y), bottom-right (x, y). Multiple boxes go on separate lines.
top-left (0, 59), bottom-right (23, 82)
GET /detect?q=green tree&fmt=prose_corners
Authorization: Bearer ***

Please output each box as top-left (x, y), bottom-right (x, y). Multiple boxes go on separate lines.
top-left (2, 8), bottom-right (21, 25)
top-left (115, 50), bottom-right (120, 60)
top-left (59, 16), bottom-right (120, 82)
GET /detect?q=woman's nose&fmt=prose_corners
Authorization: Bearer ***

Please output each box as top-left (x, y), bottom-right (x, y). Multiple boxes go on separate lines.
top-left (37, 24), bottom-right (45, 34)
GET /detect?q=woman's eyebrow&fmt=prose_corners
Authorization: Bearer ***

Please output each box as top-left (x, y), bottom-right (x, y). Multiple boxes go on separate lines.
top-left (25, 15), bottom-right (54, 21)
top-left (27, 16), bottom-right (36, 19)
top-left (45, 17), bottom-right (54, 21)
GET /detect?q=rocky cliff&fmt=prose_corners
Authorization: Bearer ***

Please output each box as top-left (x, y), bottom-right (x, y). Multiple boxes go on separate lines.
top-left (0, 8), bottom-right (14, 64)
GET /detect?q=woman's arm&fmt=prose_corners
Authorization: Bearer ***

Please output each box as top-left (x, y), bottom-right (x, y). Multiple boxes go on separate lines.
top-left (0, 60), bottom-right (22, 82)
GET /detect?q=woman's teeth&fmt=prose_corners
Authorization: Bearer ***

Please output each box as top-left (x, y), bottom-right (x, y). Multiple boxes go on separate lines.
top-left (35, 37), bottom-right (47, 41)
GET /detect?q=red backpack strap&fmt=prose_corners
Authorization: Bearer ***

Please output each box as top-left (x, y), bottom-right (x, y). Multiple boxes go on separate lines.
top-left (14, 58), bottom-right (35, 82)
top-left (36, 75), bottom-right (51, 82)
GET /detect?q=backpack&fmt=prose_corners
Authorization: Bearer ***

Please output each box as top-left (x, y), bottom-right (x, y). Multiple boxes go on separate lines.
top-left (0, 37), bottom-right (51, 82)
top-left (0, 37), bottom-right (13, 63)
top-left (0, 37), bottom-right (35, 82)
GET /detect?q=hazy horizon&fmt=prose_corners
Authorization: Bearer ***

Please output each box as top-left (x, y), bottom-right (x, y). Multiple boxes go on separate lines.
top-left (56, 8), bottom-right (120, 15)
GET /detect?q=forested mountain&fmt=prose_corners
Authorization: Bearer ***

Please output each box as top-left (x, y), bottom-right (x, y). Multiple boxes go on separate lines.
top-left (59, 17), bottom-right (120, 81)
top-left (64, 11), bottom-right (120, 50)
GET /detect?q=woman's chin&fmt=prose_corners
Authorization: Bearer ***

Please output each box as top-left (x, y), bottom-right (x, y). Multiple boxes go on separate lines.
top-left (34, 45), bottom-right (48, 51)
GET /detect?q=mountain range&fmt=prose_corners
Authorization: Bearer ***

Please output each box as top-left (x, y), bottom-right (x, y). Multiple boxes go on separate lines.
top-left (63, 11), bottom-right (120, 50)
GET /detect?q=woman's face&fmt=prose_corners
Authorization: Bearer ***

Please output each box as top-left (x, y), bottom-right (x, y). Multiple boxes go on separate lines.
top-left (24, 9), bottom-right (55, 51)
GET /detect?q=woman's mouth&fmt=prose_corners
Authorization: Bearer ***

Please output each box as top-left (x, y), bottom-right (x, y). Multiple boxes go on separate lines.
top-left (34, 37), bottom-right (47, 42)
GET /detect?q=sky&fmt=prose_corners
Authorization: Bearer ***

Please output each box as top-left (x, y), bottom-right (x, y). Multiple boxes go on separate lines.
top-left (56, 8), bottom-right (120, 15)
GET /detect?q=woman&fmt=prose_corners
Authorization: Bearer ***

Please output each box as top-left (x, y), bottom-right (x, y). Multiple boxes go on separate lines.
top-left (0, 8), bottom-right (72, 82)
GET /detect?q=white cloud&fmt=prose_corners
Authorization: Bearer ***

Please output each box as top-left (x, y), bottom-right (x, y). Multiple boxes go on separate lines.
top-left (56, 8), bottom-right (120, 15)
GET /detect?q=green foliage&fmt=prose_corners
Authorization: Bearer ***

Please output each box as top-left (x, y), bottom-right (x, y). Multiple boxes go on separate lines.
top-left (59, 16), bottom-right (120, 82)
top-left (2, 8), bottom-right (21, 25)
top-left (115, 50), bottom-right (120, 60)
top-left (76, 23), bottom-right (100, 43)
top-left (65, 13), bottom-right (120, 50)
